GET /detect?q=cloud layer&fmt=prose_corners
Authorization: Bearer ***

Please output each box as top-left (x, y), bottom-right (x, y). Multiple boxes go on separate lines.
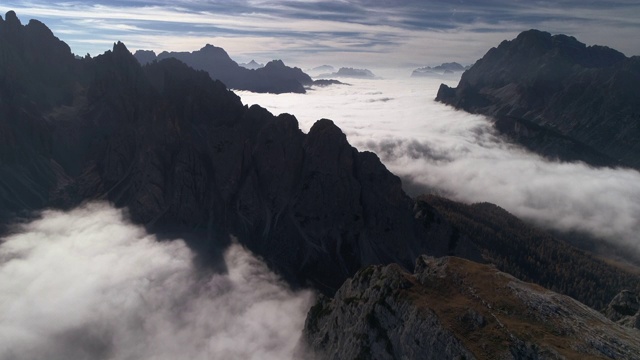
top-left (0, 203), bottom-right (313, 360)
top-left (1, 1), bottom-right (638, 67)
top-left (238, 75), bottom-right (640, 254)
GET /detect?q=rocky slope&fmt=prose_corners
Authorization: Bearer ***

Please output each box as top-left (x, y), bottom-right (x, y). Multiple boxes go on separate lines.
top-left (303, 256), bottom-right (640, 359)
top-left (436, 29), bottom-right (640, 169)
top-left (605, 290), bottom-right (640, 330)
top-left (134, 45), bottom-right (313, 93)
top-left (419, 195), bottom-right (640, 310)
top-left (0, 11), bottom-right (457, 294)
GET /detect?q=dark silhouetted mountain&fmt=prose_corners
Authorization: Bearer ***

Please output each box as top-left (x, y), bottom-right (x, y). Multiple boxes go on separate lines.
top-left (437, 29), bottom-right (640, 169)
top-left (239, 59), bottom-right (263, 69)
top-left (320, 67), bottom-right (377, 79)
top-left (0, 12), bottom-right (456, 295)
top-left (134, 45), bottom-right (313, 94)
top-left (411, 62), bottom-right (465, 77)
top-left (302, 256), bottom-right (640, 359)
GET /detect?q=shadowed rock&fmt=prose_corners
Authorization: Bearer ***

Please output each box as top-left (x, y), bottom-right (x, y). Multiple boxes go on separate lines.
top-left (437, 29), bottom-right (640, 169)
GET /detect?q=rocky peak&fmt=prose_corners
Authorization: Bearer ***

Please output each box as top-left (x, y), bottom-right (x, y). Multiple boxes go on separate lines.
top-left (3, 10), bottom-right (21, 28)
top-left (436, 29), bottom-right (640, 169)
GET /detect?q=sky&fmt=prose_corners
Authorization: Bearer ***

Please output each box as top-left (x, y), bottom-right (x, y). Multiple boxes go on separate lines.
top-left (238, 75), bottom-right (640, 258)
top-left (0, 203), bottom-right (314, 360)
top-left (1, 1), bottom-right (639, 68)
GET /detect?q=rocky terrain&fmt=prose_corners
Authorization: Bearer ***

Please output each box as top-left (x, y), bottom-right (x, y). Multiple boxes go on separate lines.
top-left (0, 11), bottom-right (457, 294)
top-left (420, 195), bottom-right (640, 310)
top-left (605, 290), bottom-right (640, 330)
top-left (436, 29), bottom-right (640, 169)
top-left (303, 256), bottom-right (640, 359)
top-left (134, 45), bottom-right (313, 93)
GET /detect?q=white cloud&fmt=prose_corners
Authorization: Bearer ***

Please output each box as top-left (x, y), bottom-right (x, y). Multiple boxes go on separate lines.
top-left (238, 76), bottom-right (640, 254)
top-left (0, 203), bottom-right (313, 360)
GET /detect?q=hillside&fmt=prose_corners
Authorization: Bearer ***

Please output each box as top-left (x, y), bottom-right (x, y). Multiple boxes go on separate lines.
top-left (303, 256), bottom-right (640, 359)
top-left (419, 195), bottom-right (640, 310)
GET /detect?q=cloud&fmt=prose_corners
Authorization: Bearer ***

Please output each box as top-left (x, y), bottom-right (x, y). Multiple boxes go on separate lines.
top-left (0, 1), bottom-right (638, 67)
top-left (0, 203), bottom-right (313, 360)
top-left (238, 75), bottom-right (640, 255)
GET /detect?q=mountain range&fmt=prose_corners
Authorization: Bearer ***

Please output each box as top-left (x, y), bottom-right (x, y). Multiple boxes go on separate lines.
top-left (1, 11), bottom-right (639, 359)
top-left (437, 29), bottom-right (640, 170)
top-left (135, 45), bottom-right (315, 94)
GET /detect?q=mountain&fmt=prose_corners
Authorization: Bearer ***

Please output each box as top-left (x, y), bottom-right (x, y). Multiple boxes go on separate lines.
top-left (0, 11), bottom-right (456, 294)
top-left (436, 29), bottom-right (640, 169)
top-left (320, 67), bottom-right (377, 79)
top-left (411, 62), bottom-right (465, 77)
top-left (239, 59), bottom-right (264, 69)
top-left (134, 45), bottom-right (313, 94)
top-left (302, 256), bottom-right (640, 359)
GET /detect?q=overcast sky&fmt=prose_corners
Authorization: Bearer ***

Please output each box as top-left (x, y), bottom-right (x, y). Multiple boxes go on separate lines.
top-left (1, 1), bottom-right (639, 69)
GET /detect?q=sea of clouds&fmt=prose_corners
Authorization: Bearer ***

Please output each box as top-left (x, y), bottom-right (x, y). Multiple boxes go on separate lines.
top-left (0, 203), bottom-right (313, 360)
top-left (238, 73), bottom-right (640, 254)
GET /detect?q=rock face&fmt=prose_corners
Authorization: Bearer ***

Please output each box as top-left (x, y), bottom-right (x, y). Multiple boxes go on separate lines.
top-left (134, 45), bottom-right (313, 93)
top-left (605, 290), bottom-right (640, 330)
top-left (436, 29), bottom-right (640, 169)
top-left (303, 256), bottom-right (640, 359)
top-left (411, 62), bottom-right (465, 77)
top-left (0, 11), bottom-right (454, 294)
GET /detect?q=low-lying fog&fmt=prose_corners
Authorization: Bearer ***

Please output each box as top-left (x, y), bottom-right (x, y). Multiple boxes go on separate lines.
top-left (238, 74), bottom-right (640, 254)
top-left (0, 203), bottom-right (313, 360)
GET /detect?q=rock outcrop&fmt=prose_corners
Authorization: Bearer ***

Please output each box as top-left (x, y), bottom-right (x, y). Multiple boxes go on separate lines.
top-left (134, 45), bottom-right (313, 93)
top-left (605, 290), bottom-right (640, 330)
top-left (436, 29), bottom-right (640, 169)
top-left (303, 256), bottom-right (640, 359)
top-left (0, 11), bottom-right (454, 294)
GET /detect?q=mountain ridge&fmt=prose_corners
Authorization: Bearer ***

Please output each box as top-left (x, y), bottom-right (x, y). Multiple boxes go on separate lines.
top-left (134, 45), bottom-right (313, 94)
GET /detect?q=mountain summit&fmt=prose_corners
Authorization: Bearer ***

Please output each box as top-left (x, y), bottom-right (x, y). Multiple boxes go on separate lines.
top-left (437, 29), bottom-right (640, 169)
